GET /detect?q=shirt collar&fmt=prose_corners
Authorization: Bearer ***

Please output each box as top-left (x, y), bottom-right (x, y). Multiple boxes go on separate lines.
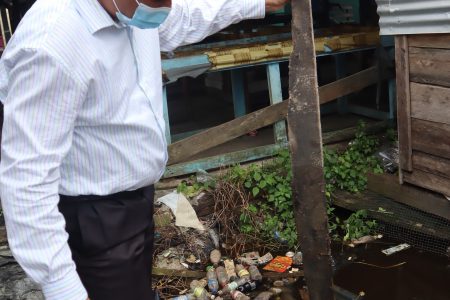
top-left (74, 0), bottom-right (123, 33)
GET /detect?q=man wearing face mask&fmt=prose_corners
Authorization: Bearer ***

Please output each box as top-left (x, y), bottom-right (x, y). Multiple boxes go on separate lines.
top-left (0, 0), bottom-right (289, 299)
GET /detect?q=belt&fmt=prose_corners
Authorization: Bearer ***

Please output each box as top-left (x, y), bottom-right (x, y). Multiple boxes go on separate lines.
top-left (59, 185), bottom-right (155, 203)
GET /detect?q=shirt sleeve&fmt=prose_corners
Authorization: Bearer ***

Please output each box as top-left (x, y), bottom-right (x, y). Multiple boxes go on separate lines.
top-left (0, 48), bottom-right (88, 300)
top-left (159, 0), bottom-right (266, 51)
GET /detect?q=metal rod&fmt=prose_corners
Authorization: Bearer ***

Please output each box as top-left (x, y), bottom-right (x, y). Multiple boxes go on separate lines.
top-left (288, 1), bottom-right (335, 299)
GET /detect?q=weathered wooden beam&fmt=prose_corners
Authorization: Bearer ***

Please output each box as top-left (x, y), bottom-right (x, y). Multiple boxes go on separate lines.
top-left (323, 120), bottom-right (390, 145)
top-left (168, 65), bottom-right (381, 165)
top-left (395, 36), bottom-right (413, 175)
top-left (409, 47), bottom-right (450, 88)
top-left (367, 173), bottom-right (450, 221)
top-left (288, 1), bottom-right (334, 299)
top-left (403, 169), bottom-right (450, 197)
top-left (411, 118), bottom-right (450, 160)
top-left (262, 270), bottom-right (305, 279)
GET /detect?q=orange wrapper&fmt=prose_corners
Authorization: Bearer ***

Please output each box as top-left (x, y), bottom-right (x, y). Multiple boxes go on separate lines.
top-left (263, 256), bottom-right (293, 273)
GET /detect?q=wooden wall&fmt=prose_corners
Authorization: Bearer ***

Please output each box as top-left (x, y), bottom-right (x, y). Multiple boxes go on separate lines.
top-left (396, 34), bottom-right (450, 196)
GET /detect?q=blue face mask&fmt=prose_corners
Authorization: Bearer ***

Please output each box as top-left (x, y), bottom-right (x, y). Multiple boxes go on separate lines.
top-left (112, 0), bottom-right (171, 29)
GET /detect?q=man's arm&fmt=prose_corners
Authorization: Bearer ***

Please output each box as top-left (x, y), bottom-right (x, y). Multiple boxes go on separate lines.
top-left (0, 48), bottom-right (88, 300)
top-left (159, 0), bottom-right (267, 51)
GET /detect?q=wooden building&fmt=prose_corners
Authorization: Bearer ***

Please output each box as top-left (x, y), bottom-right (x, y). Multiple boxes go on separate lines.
top-left (377, 0), bottom-right (450, 197)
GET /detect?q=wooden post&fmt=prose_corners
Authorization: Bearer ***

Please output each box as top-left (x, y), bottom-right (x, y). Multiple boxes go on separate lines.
top-left (288, 1), bottom-right (335, 299)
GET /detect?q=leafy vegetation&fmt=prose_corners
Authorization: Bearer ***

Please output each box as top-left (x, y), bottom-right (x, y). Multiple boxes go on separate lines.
top-left (176, 176), bottom-right (215, 198)
top-left (179, 121), bottom-right (383, 248)
top-left (324, 121), bottom-right (384, 194)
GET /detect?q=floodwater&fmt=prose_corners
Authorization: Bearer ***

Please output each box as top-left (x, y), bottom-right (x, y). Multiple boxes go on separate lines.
top-left (332, 242), bottom-right (450, 300)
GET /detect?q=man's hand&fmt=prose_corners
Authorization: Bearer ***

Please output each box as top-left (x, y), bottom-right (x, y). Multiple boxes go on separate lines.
top-left (265, 0), bottom-right (290, 13)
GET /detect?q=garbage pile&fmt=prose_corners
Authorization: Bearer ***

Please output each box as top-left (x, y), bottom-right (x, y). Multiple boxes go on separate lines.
top-left (153, 190), bottom-right (305, 299)
top-left (166, 249), bottom-right (303, 300)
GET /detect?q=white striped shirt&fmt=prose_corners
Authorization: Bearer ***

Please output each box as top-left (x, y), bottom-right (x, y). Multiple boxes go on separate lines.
top-left (0, 0), bottom-right (265, 299)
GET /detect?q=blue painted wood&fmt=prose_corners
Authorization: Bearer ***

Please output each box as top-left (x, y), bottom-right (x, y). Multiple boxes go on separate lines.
top-left (162, 86), bottom-right (171, 144)
top-left (266, 63), bottom-right (288, 143)
top-left (164, 143), bottom-right (287, 178)
top-left (231, 69), bottom-right (247, 118)
top-left (162, 55), bottom-right (210, 72)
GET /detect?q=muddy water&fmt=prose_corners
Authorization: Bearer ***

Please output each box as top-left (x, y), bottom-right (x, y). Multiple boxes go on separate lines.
top-left (333, 242), bottom-right (450, 300)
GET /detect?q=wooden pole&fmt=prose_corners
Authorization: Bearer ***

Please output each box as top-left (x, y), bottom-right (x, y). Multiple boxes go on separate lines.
top-left (288, 1), bottom-right (335, 299)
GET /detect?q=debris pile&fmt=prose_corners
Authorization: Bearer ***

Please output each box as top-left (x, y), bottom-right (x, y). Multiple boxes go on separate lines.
top-left (159, 248), bottom-right (302, 300)
top-left (153, 183), bottom-right (305, 299)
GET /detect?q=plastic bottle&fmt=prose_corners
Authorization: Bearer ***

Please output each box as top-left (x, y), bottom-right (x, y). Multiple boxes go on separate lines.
top-left (248, 265), bottom-right (263, 281)
top-left (207, 266), bottom-right (219, 294)
top-left (292, 251), bottom-right (303, 266)
top-left (169, 294), bottom-right (195, 300)
top-left (218, 278), bottom-right (247, 295)
top-left (190, 280), bottom-right (210, 300)
top-left (224, 259), bottom-right (238, 281)
top-left (216, 266), bottom-right (229, 288)
top-left (230, 290), bottom-right (251, 300)
top-left (210, 249), bottom-right (221, 266)
top-left (237, 281), bottom-right (258, 293)
top-left (235, 264), bottom-right (250, 280)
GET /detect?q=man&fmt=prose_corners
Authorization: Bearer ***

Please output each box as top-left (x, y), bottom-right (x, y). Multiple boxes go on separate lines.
top-left (0, 0), bottom-right (288, 299)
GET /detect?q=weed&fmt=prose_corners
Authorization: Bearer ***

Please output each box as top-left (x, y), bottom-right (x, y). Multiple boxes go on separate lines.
top-left (176, 176), bottom-right (215, 198)
top-left (342, 210), bottom-right (378, 242)
top-left (179, 121), bottom-right (382, 248)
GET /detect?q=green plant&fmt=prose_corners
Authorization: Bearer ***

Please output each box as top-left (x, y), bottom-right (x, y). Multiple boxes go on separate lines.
top-left (182, 121), bottom-right (381, 246)
top-left (177, 176), bottom-right (215, 198)
top-left (324, 121), bottom-right (383, 194)
top-left (342, 210), bottom-right (378, 241)
top-left (234, 150), bottom-right (298, 247)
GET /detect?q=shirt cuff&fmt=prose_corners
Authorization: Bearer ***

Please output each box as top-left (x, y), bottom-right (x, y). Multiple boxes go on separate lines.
top-left (41, 269), bottom-right (88, 300)
top-left (241, 0), bottom-right (266, 20)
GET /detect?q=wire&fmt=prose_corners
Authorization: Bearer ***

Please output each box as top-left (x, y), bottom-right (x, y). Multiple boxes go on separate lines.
top-left (351, 261), bottom-right (407, 269)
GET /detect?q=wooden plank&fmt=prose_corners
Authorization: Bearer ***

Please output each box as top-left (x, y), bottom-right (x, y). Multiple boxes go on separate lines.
top-left (164, 122), bottom-right (390, 178)
top-left (411, 118), bottom-right (450, 160)
top-left (413, 151), bottom-right (450, 180)
top-left (367, 173), bottom-right (450, 221)
top-left (262, 271), bottom-right (305, 279)
top-left (288, 1), bottom-right (334, 299)
top-left (323, 120), bottom-right (390, 144)
top-left (332, 190), bottom-right (450, 241)
top-left (395, 35), bottom-right (412, 172)
top-left (168, 66), bottom-right (381, 165)
top-left (404, 169), bottom-right (450, 197)
top-left (409, 47), bottom-right (450, 88)
top-left (319, 65), bottom-right (379, 104)
top-left (410, 82), bottom-right (450, 125)
top-left (408, 34), bottom-right (450, 50)
top-left (165, 143), bottom-right (286, 178)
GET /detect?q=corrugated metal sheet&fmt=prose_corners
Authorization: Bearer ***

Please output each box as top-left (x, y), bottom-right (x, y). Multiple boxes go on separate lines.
top-left (376, 0), bottom-right (450, 35)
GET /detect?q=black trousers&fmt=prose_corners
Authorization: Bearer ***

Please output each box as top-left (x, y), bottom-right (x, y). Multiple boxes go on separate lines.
top-left (58, 186), bottom-right (155, 300)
